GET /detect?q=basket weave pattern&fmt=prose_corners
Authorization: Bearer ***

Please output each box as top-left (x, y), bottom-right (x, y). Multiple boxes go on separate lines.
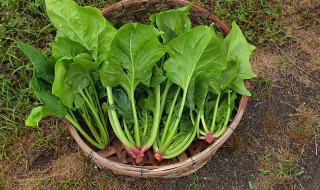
top-left (67, 0), bottom-right (250, 178)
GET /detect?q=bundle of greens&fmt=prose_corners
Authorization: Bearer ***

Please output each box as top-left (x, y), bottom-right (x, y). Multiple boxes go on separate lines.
top-left (18, 0), bottom-right (115, 149)
top-left (20, 0), bottom-right (255, 163)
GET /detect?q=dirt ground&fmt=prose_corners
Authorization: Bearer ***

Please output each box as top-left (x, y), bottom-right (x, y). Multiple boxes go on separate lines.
top-left (1, 1), bottom-right (319, 190)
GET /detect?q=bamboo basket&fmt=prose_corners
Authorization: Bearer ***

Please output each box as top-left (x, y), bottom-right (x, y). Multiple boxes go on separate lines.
top-left (67, 0), bottom-right (251, 178)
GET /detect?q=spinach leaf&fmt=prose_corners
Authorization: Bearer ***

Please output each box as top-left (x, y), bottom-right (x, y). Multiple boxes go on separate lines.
top-left (17, 41), bottom-right (54, 83)
top-left (99, 23), bottom-right (166, 96)
top-left (164, 25), bottom-right (226, 92)
top-left (30, 73), bottom-right (67, 118)
top-left (25, 106), bottom-right (53, 127)
top-left (186, 72), bottom-right (210, 110)
top-left (113, 88), bottom-right (134, 124)
top-left (51, 34), bottom-right (89, 61)
top-left (64, 58), bottom-right (100, 89)
top-left (45, 0), bottom-right (114, 60)
top-left (97, 27), bottom-right (117, 61)
top-left (150, 4), bottom-right (192, 44)
top-left (52, 59), bottom-right (75, 108)
top-left (220, 58), bottom-right (240, 89)
top-left (221, 22), bottom-right (256, 95)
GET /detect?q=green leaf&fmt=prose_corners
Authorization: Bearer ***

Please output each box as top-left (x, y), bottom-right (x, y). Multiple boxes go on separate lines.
top-left (194, 72), bottom-right (210, 109)
top-left (222, 22), bottom-right (256, 79)
top-left (74, 94), bottom-right (85, 108)
top-left (164, 26), bottom-right (226, 92)
top-left (30, 70), bottom-right (52, 94)
top-left (52, 59), bottom-right (75, 108)
top-left (97, 27), bottom-right (117, 61)
top-left (75, 53), bottom-right (94, 61)
top-left (31, 75), bottom-right (67, 118)
top-left (113, 88), bottom-right (134, 124)
top-left (221, 22), bottom-right (256, 95)
top-left (150, 4), bottom-right (192, 44)
top-left (102, 102), bottom-right (108, 113)
top-left (215, 91), bottom-right (237, 123)
top-left (216, 31), bottom-right (225, 43)
top-left (179, 114), bottom-right (194, 133)
top-left (99, 23), bottom-right (166, 97)
top-left (186, 72), bottom-right (210, 110)
top-left (64, 58), bottom-right (100, 89)
top-left (248, 181), bottom-right (254, 190)
top-left (186, 79), bottom-right (195, 109)
top-left (45, 0), bottom-right (113, 59)
top-left (220, 59), bottom-right (240, 89)
top-left (25, 106), bottom-right (53, 127)
top-left (229, 79), bottom-right (251, 96)
top-left (138, 88), bottom-right (156, 112)
top-left (51, 34), bottom-right (89, 61)
top-left (17, 41), bottom-right (54, 83)
top-left (205, 100), bottom-right (215, 117)
top-left (150, 66), bottom-right (166, 87)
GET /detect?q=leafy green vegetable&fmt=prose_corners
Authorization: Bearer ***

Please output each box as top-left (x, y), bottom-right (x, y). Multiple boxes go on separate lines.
top-left (25, 106), bottom-right (53, 127)
top-left (17, 42), bottom-right (54, 83)
top-left (154, 25), bottom-right (227, 159)
top-left (99, 22), bottom-right (166, 161)
top-left (221, 22), bottom-right (256, 96)
top-left (51, 35), bottom-right (89, 61)
top-left (150, 4), bottom-right (192, 44)
top-left (20, 1), bottom-right (256, 163)
top-left (197, 22), bottom-right (256, 143)
top-left (20, 0), bottom-right (113, 150)
top-left (45, 0), bottom-right (114, 60)
top-left (52, 59), bottom-right (75, 108)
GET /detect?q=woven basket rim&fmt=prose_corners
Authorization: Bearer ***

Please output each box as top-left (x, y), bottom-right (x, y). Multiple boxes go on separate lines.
top-left (67, 0), bottom-right (251, 178)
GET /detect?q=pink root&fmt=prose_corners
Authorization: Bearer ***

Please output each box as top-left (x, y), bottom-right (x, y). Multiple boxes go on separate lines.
top-left (204, 133), bottom-right (215, 143)
top-left (128, 148), bottom-right (144, 164)
top-left (135, 153), bottom-right (144, 164)
top-left (154, 152), bottom-right (163, 161)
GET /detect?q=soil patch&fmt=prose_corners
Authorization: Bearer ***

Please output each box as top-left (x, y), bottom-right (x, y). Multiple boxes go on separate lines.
top-left (28, 149), bottom-right (57, 171)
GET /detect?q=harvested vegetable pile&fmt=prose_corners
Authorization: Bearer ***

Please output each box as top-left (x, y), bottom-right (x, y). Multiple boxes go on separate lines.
top-left (19, 0), bottom-right (255, 163)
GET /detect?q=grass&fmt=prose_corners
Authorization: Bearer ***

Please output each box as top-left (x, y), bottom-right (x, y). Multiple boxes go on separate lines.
top-left (0, 0), bottom-right (53, 148)
top-left (195, 0), bottom-right (291, 45)
top-left (253, 103), bottom-right (320, 189)
top-left (188, 173), bottom-right (200, 189)
top-left (1, 0), bottom-right (319, 189)
top-left (251, 75), bottom-right (272, 99)
top-left (274, 159), bottom-right (304, 179)
top-left (256, 149), bottom-right (305, 189)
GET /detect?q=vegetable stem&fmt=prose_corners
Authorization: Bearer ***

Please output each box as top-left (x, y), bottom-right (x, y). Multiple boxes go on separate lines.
top-left (107, 87), bottom-right (136, 150)
top-left (201, 112), bottom-right (210, 133)
top-left (142, 85), bottom-right (162, 152)
top-left (66, 113), bottom-right (105, 149)
top-left (130, 91), bottom-right (140, 147)
top-left (142, 111), bottom-right (148, 137)
top-left (159, 87), bottom-right (181, 146)
top-left (163, 131), bottom-right (192, 156)
top-left (210, 92), bottom-right (221, 133)
top-left (79, 88), bottom-right (108, 144)
top-left (190, 109), bottom-right (195, 125)
top-left (79, 105), bottom-right (102, 143)
top-left (123, 119), bottom-right (135, 145)
top-left (160, 81), bottom-right (172, 116)
top-left (163, 128), bottom-right (196, 159)
top-left (214, 91), bottom-right (231, 138)
top-left (159, 88), bottom-right (187, 153)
